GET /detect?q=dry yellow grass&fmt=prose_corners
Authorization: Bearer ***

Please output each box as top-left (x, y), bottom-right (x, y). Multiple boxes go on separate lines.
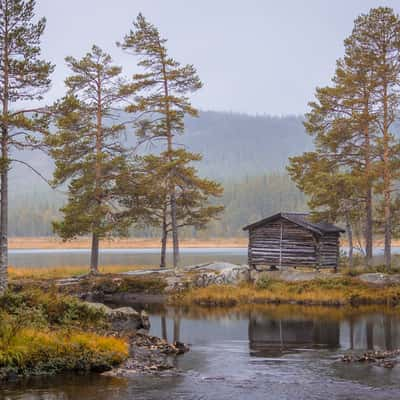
top-left (8, 237), bottom-right (248, 249)
top-left (10, 236), bottom-right (400, 250)
top-left (173, 278), bottom-right (400, 307)
top-left (9, 264), bottom-right (153, 279)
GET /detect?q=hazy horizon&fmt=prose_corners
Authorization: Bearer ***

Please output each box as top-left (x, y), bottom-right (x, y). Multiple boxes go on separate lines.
top-left (36, 0), bottom-right (399, 116)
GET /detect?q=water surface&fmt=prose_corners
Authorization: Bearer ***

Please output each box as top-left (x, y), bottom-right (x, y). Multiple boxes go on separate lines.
top-left (8, 246), bottom-right (400, 268)
top-left (2, 305), bottom-right (400, 400)
top-left (8, 247), bottom-right (248, 268)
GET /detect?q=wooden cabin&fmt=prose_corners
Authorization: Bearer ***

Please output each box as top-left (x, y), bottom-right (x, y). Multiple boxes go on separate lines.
top-left (243, 212), bottom-right (345, 270)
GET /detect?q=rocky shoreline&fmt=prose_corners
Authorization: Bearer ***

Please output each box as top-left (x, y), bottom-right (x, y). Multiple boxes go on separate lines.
top-left (341, 350), bottom-right (400, 368)
top-left (84, 301), bottom-right (189, 376)
top-left (104, 332), bottom-right (189, 377)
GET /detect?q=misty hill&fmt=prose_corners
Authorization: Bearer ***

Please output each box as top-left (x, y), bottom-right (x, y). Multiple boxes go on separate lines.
top-left (181, 112), bottom-right (310, 179)
top-left (8, 111), bottom-right (312, 236)
top-left (10, 111), bottom-right (311, 190)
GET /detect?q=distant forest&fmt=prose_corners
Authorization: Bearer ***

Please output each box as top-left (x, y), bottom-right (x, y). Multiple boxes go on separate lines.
top-left (10, 111), bottom-right (310, 237)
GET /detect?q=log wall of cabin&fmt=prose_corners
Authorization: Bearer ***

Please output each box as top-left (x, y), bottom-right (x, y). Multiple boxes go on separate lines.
top-left (248, 219), bottom-right (340, 269)
top-left (248, 219), bottom-right (317, 267)
top-left (319, 233), bottom-right (340, 268)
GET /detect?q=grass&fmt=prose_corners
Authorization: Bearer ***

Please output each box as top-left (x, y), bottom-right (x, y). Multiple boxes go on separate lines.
top-left (173, 277), bottom-right (400, 307)
top-left (9, 265), bottom-right (152, 280)
top-left (8, 236), bottom-right (248, 249)
top-left (342, 264), bottom-right (400, 276)
top-left (0, 328), bottom-right (128, 377)
top-left (0, 288), bottom-right (129, 380)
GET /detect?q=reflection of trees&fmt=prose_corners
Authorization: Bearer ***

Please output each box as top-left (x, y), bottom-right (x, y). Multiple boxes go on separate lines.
top-left (247, 310), bottom-right (400, 356)
top-left (161, 315), bottom-right (168, 341)
top-left (248, 313), bottom-right (340, 357)
top-left (159, 308), bottom-right (182, 343)
top-left (345, 314), bottom-right (400, 351)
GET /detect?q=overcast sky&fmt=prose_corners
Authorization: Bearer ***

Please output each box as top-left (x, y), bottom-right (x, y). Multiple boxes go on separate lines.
top-left (36, 0), bottom-right (399, 116)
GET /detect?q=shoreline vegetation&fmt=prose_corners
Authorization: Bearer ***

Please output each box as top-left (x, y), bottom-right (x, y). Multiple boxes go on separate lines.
top-left (8, 237), bottom-right (249, 250)
top-left (8, 264), bottom-right (400, 309)
top-left (172, 278), bottom-right (400, 308)
top-left (3, 263), bottom-right (400, 381)
top-left (7, 236), bottom-right (400, 250)
top-left (0, 289), bottom-right (129, 381)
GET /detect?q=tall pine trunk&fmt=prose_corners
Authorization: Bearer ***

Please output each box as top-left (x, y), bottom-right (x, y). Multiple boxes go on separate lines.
top-left (90, 232), bottom-right (99, 274)
top-left (0, 127), bottom-right (8, 294)
top-left (365, 186), bottom-right (373, 264)
top-left (162, 58), bottom-right (180, 270)
top-left (0, 13), bottom-right (9, 296)
top-left (383, 83), bottom-right (391, 269)
top-left (160, 204), bottom-right (168, 268)
top-left (170, 191), bottom-right (180, 269)
top-left (345, 212), bottom-right (354, 269)
top-left (364, 116), bottom-right (373, 265)
top-left (90, 77), bottom-right (103, 275)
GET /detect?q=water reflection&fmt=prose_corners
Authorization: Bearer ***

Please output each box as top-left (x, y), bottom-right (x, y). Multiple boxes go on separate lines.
top-left (248, 316), bottom-right (340, 356)
top-left (3, 305), bottom-right (400, 400)
top-left (149, 306), bottom-right (400, 355)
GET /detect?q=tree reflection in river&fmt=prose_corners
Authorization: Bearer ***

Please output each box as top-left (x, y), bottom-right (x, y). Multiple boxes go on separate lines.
top-left (150, 305), bottom-right (400, 357)
top-left (3, 305), bottom-right (400, 400)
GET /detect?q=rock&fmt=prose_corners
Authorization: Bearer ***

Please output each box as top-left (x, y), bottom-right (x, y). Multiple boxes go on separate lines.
top-left (103, 333), bottom-right (190, 377)
top-left (165, 275), bottom-right (191, 293)
top-left (84, 302), bottom-right (113, 314)
top-left (250, 269), bottom-right (341, 283)
top-left (173, 341), bottom-right (190, 355)
top-left (358, 273), bottom-right (400, 286)
top-left (341, 349), bottom-right (400, 368)
top-left (84, 302), bottom-right (150, 331)
top-left (109, 307), bottom-right (150, 332)
top-left (192, 264), bottom-right (250, 287)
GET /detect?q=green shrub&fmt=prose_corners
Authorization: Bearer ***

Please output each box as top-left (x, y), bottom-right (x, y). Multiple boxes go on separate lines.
top-left (255, 276), bottom-right (274, 290)
top-left (0, 287), bottom-right (128, 380)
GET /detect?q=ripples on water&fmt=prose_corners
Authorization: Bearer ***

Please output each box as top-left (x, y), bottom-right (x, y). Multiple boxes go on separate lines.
top-left (2, 305), bottom-right (400, 400)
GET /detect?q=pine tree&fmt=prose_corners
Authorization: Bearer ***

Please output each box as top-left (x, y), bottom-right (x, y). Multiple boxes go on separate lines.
top-left (48, 46), bottom-right (133, 274)
top-left (0, 0), bottom-right (54, 294)
top-left (118, 13), bottom-right (202, 269)
top-left (291, 7), bottom-right (400, 269)
top-left (347, 7), bottom-right (400, 268)
top-left (288, 152), bottom-right (364, 267)
top-left (302, 62), bottom-right (378, 264)
top-left (121, 150), bottom-right (224, 268)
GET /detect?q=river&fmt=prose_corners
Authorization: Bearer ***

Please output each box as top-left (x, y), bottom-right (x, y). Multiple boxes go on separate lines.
top-left (7, 246), bottom-right (400, 268)
top-left (1, 304), bottom-right (400, 400)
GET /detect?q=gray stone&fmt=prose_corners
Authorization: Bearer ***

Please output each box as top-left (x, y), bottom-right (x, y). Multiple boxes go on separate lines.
top-left (85, 302), bottom-right (150, 331)
top-left (358, 273), bottom-right (400, 285)
top-left (84, 301), bottom-right (113, 313)
top-left (192, 264), bottom-right (250, 287)
top-left (250, 269), bottom-right (340, 283)
top-left (109, 306), bottom-right (150, 331)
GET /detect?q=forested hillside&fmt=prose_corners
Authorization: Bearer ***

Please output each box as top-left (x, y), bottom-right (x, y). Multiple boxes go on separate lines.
top-left (9, 111), bottom-right (310, 237)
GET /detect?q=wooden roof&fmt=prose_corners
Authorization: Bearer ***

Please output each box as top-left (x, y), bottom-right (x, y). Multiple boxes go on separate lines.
top-left (242, 212), bottom-right (345, 235)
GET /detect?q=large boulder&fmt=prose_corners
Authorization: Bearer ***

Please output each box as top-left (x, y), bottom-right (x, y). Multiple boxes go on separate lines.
top-left (358, 273), bottom-right (400, 286)
top-left (250, 269), bottom-right (326, 283)
top-left (193, 264), bottom-right (250, 287)
top-left (85, 302), bottom-right (150, 331)
top-left (109, 307), bottom-right (150, 331)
